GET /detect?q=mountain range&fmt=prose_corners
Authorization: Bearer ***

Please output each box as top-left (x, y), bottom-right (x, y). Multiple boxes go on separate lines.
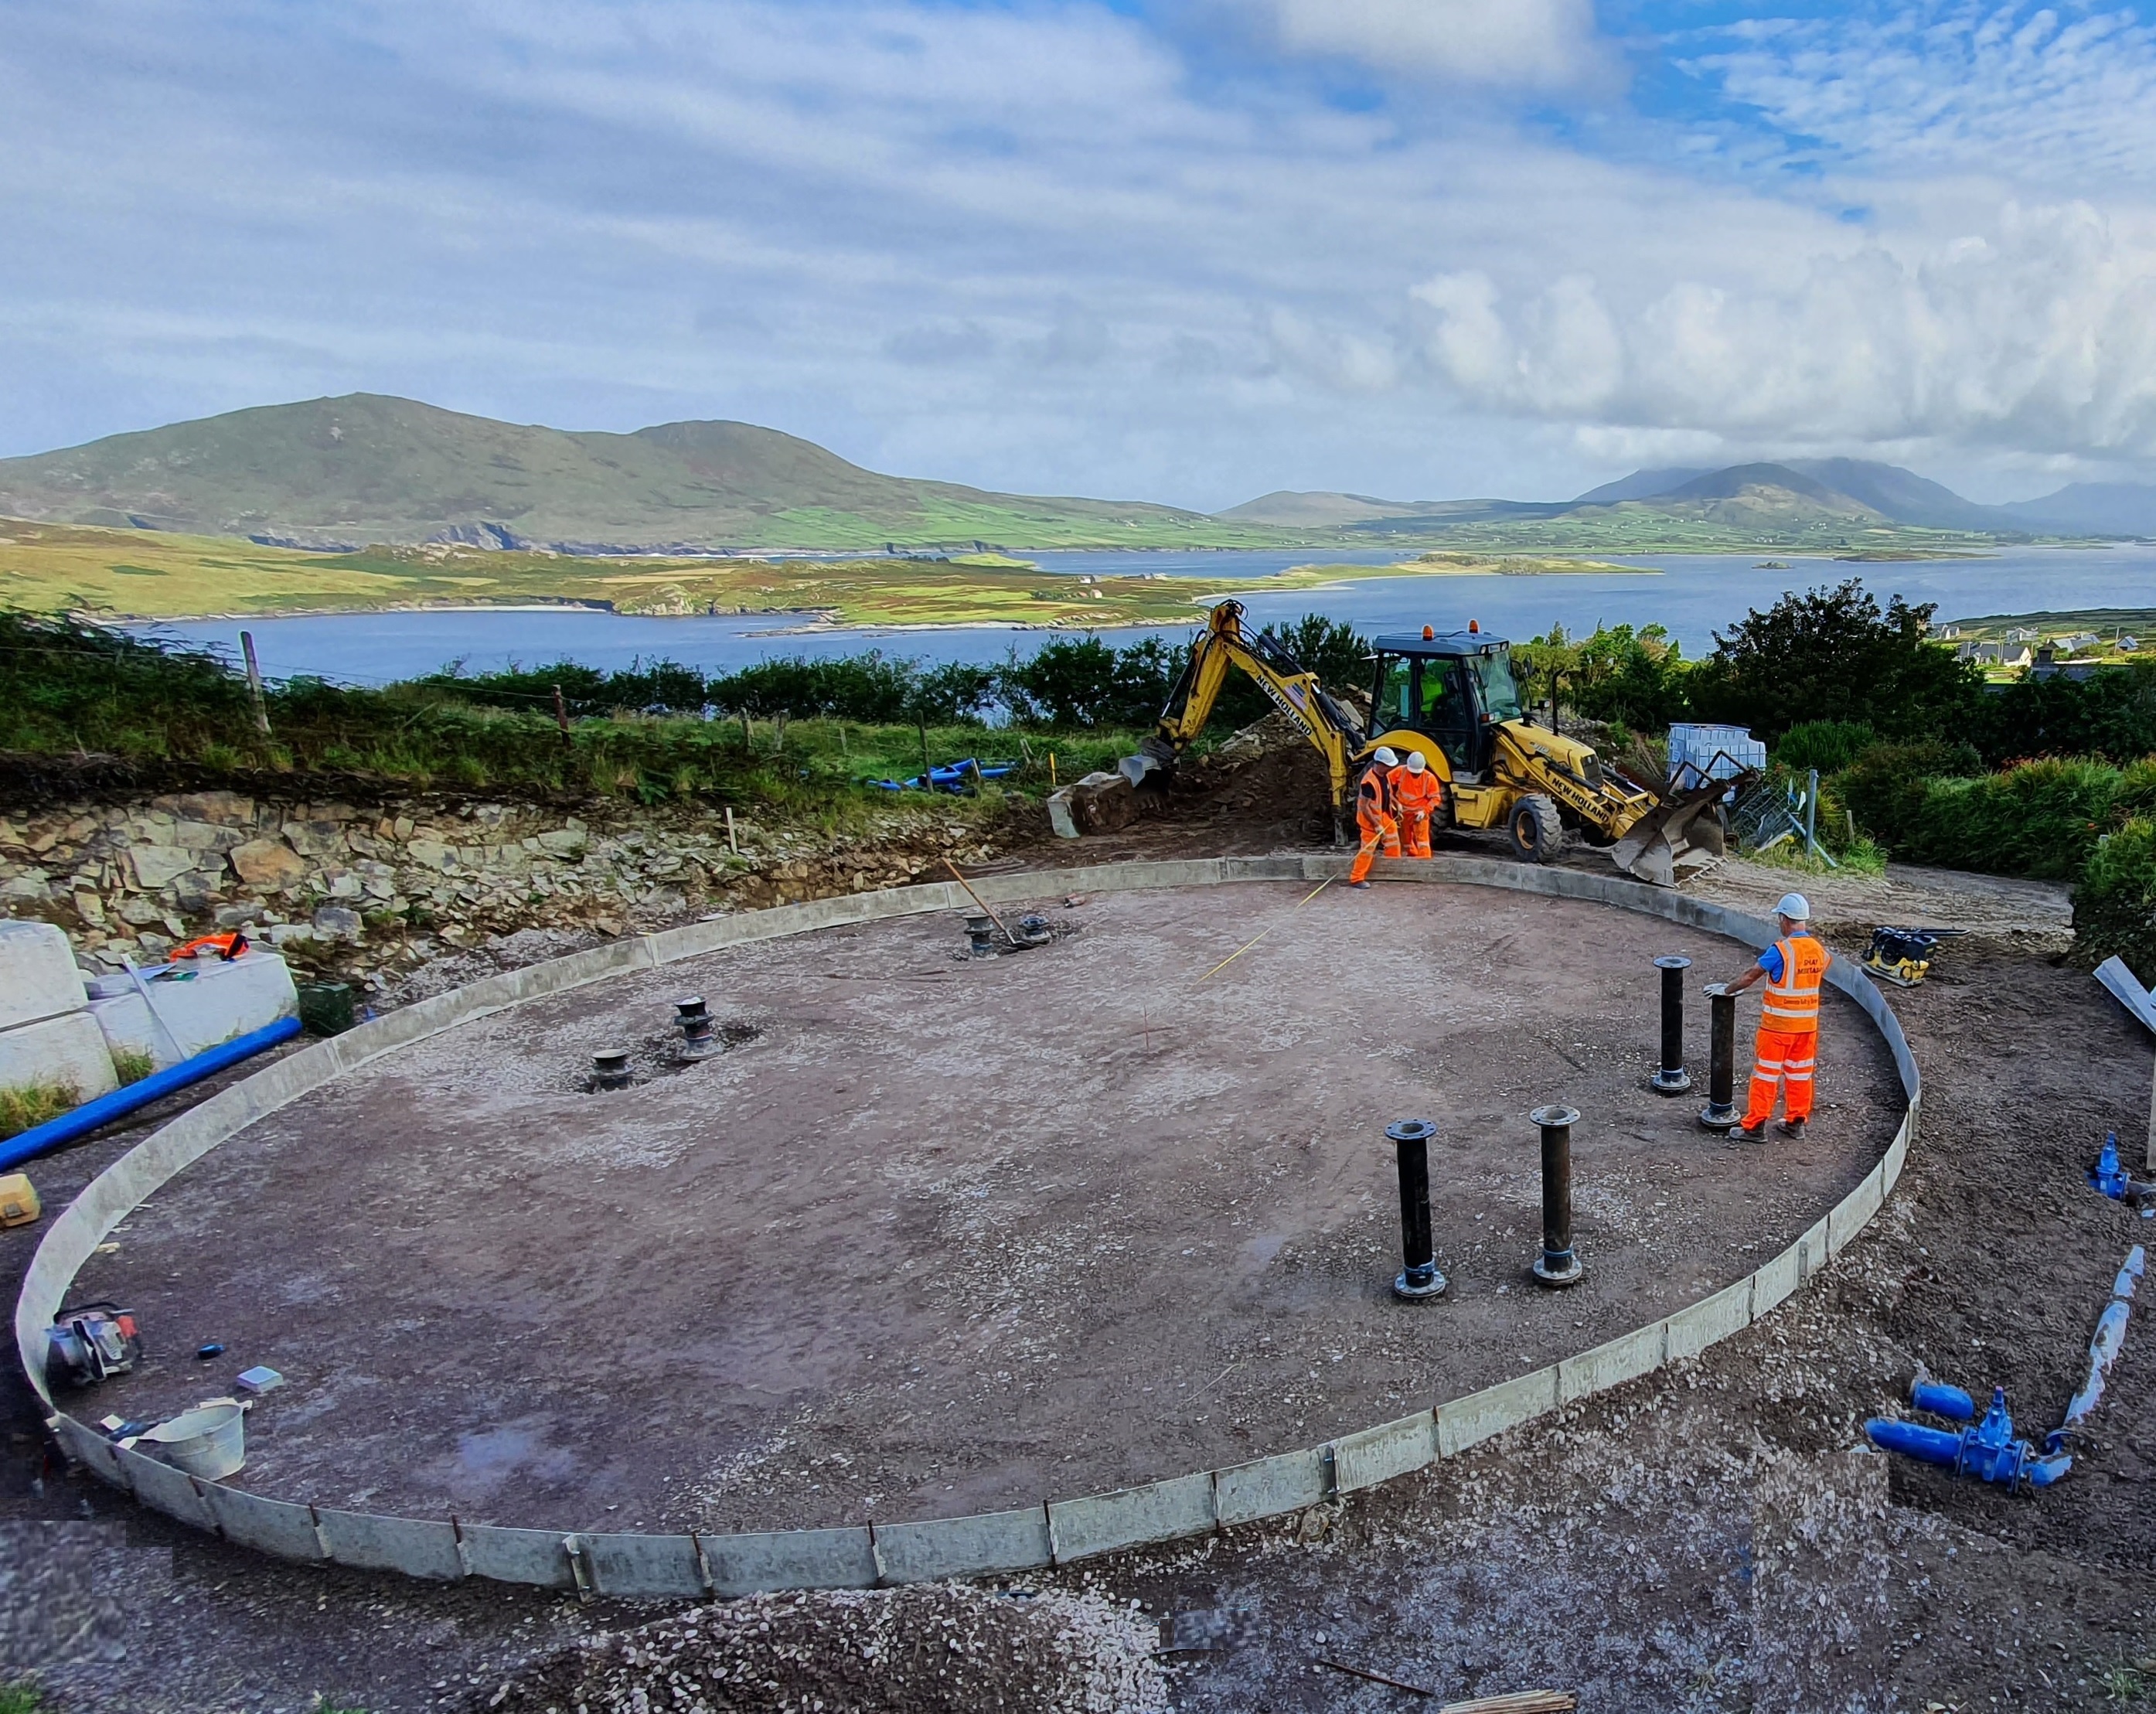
top-left (1, 394), bottom-right (2153, 550)
top-left (1223, 458), bottom-right (2156, 538)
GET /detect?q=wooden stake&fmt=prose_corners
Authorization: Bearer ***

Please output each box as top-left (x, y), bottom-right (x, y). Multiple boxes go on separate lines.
top-left (725, 806), bottom-right (739, 855)
top-left (1049, 752), bottom-right (1058, 786)
top-left (942, 858), bottom-right (1016, 944)
top-left (240, 630), bottom-right (271, 736)
top-left (552, 685), bottom-right (573, 748)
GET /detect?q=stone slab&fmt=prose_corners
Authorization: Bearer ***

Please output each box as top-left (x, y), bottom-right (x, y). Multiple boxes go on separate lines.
top-left (873, 1505), bottom-right (1053, 1584)
top-left (1049, 1471), bottom-right (1215, 1564)
top-left (0, 918), bottom-right (87, 1031)
top-left (704, 1526), bottom-right (878, 1596)
top-left (1213, 1446), bottom-right (1330, 1527)
top-left (1331, 1412), bottom-right (1437, 1493)
top-left (0, 1009), bottom-right (118, 1102)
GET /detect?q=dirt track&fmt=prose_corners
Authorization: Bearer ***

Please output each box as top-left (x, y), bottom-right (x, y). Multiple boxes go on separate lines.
top-left (4, 748), bottom-right (2153, 1712)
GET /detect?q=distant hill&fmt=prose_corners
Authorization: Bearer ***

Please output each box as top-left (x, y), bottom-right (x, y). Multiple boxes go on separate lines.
top-left (1994, 482), bottom-right (2156, 537)
top-left (1227, 457), bottom-right (2156, 541)
top-left (0, 394), bottom-right (1277, 552)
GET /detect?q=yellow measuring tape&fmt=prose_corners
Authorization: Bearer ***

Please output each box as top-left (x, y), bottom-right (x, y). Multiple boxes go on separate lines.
top-left (1195, 877), bottom-right (1333, 983)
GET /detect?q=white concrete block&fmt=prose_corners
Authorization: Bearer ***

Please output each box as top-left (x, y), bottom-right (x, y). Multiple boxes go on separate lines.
top-left (0, 918), bottom-right (89, 1031)
top-left (90, 952), bottom-right (298, 1072)
top-left (0, 1010), bottom-right (118, 1102)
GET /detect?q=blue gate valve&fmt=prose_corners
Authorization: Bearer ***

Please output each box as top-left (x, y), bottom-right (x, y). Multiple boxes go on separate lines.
top-left (1866, 1384), bottom-right (2071, 1490)
top-left (2093, 1133), bottom-right (2134, 1201)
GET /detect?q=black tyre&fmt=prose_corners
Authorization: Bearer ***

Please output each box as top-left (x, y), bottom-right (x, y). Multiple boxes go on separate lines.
top-left (1507, 793), bottom-right (1562, 863)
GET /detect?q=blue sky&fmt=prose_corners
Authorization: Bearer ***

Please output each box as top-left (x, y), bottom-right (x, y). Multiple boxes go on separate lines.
top-left (6, 0), bottom-right (2156, 507)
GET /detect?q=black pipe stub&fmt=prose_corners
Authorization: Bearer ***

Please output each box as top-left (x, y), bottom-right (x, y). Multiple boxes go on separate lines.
top-left (1698, 983), bottom-right (1740, 1131)
top-left (1651, 956), bottom-right (1693, 1096)
top-left (591, 1048), bottom-right (633, 1091)
top-left (1385, 1118), bottom-right (1448, 1301)
top-left (675, 996), bottom-right (718, 1060)
top-left (964, 913), bottom-right (998, 958)
top-left (1529, 1103), bottom-right (1585, 1287)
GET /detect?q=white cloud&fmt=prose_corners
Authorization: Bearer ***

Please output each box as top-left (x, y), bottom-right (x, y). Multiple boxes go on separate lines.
top-left (1411, 200), bottom-right (2156, 458)
top-left (1245, 0), bottom-right (1608, 90)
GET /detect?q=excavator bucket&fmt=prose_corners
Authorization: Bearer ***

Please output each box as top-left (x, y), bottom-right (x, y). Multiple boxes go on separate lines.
top-left (1609, 774), bottom-right (1746, 888)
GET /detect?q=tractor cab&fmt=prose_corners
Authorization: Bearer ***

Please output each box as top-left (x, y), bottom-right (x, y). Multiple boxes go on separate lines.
top-left (1367, 625), bottom-right (1524, 781)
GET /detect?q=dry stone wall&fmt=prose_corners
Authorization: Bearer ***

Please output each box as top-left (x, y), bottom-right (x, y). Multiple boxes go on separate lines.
top-left (0, 790), bottom-right (1003, 992)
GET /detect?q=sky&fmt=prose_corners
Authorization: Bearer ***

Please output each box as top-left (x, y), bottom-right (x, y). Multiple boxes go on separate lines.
top-left (6, 0), bottom-right (2156, 509)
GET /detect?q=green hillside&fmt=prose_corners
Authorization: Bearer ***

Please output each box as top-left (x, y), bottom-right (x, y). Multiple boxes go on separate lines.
top-left (0, 394), bottom-right (1293, 552)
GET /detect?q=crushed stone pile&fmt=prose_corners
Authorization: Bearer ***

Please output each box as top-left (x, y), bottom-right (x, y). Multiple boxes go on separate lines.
top-left (468, 1583), bottom-right (1171, 1714)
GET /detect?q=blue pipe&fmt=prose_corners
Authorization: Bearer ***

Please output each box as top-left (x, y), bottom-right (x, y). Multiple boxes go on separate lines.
top-left (0, 1016), bottom-right (302, 1173)
top-left (1911, 1379), bottom-right (1975, 1422)
top-left (1866, 1417), bottom-right (1961, 1466)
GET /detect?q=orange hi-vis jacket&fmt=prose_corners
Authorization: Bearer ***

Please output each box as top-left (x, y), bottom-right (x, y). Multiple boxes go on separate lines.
top-left (1761, 934), bottom-right (1828, 1032)
top-left (1356, 764), bottom-right (1395, 830)
top-left (1387, 764), bottom-right (1442, 825)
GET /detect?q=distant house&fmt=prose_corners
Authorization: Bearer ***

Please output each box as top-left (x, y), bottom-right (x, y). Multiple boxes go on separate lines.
top-left (2002, 646), bottom-right (2034, 670)
top-left (1957, 641), bottom-right (2004, 664)
top-left (2055, 630), bottom-right (2103, 653)
top-left (2119, 635), bottom-right (2141, 652)
top-left (1940, 624), bottom-right (1963, 640)
top-left (2005, 625), bottom-right (2040, 643)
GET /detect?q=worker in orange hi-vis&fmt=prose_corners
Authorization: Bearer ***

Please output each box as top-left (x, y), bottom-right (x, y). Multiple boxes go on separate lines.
top-left (1388, 749), bottom-right (1443, 860)
top-left (1346, 746), bottom-right (1401, 888)
top-left (1715, 892), bottom-right (1828, 1143)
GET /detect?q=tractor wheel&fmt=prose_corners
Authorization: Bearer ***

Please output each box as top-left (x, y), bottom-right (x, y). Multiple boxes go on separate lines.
top-left (1508, 793), bottom-right (1562, 863)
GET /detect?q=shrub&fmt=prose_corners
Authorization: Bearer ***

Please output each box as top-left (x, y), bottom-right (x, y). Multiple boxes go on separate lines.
top-left (1838, 740), bottom-right (1984, 852)
top-left (1850, 754), bottom-right (2127, 879)
top-left (1776, 721), bottom-right (1875, 775)
top-left (1973, 656), bottom-right (2156, 765)
top-left (2076, 817), bottom-right (2156, 985)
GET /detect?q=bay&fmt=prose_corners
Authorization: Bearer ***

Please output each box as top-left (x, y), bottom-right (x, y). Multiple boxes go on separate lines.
top-left (137, 544), bottom-right (2156, 687)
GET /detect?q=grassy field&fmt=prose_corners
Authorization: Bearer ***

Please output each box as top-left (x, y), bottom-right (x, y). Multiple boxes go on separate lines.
top-left (1362, 512), bottom-right (2000, 557)
top-left (0, 521), bottom-right (1645, 625)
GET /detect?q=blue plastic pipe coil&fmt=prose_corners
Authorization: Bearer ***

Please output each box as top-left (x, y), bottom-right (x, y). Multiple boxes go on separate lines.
top-left (0, 1015), bottom-right (302, 1174)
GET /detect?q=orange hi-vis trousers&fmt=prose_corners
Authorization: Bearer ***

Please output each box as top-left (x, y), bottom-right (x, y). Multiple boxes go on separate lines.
top-left (1388, 768), bottom-right (1442, 859)
top-left (1349, 806), bottom-right (1401, 883)
top-left (1742, 1027), bottom-right (1817, 1127)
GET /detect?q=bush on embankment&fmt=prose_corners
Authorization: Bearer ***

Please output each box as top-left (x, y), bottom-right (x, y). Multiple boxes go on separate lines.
top-left (2076, 818), bottom-right (2156, 985)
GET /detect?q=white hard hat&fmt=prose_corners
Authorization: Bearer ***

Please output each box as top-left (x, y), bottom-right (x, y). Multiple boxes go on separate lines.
top-left (1405, 751), bottom-right (1427, 774)
top-left (1371, 746), bottom-right (1399, 766)
top-left (1775, 892), bottom-right (1811, 922)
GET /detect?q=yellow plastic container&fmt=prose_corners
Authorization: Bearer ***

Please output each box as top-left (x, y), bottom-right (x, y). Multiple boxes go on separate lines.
top-left (0, 1172), bottom-right (39, 1227)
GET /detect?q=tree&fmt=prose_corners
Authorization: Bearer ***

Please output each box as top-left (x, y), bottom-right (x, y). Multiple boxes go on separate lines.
top-left (1686, 579), bottom-right (1981, 741)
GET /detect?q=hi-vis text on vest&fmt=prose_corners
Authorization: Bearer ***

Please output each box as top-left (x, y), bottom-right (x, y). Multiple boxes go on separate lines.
top-left (1761, 935), bottom-right (1827, 1030)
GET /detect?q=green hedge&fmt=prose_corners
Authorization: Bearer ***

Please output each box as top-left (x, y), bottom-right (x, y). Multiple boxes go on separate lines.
top-left (2077, 818), bottom-right (2156, 985)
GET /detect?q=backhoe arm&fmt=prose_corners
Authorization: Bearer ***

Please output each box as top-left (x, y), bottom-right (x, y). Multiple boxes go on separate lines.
top-left (1123, 601), bottom-right (1366, 809)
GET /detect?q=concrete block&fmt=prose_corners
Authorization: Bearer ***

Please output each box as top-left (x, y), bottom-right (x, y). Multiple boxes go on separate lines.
top-left (90, 952), bottom-right (298, 1072)
top-left (1049, 1470), bottom-right (1215, 1564)
top-left (200, 1484), bottom-right (325, 1562)
top-left (1052, 772), bottom-right (1139, 837)
top-left (1437, 1366), bottom-right (1559, 1457)
top-left (315, 1507), bottom-right (465, 1579)
top-left (703, 1527), bottom-right (878, 1596)
top-left (1828, 1164), bottom-right (1886, 1255)
top-left (1667, 1280), bottom-right (1752, 1362)
top-left (872, 1505), bottom-right (1053, 1584)
top-left (0, 919), bottom-right (87, 1030)
top-left (582, 1531), bottom-right (710, 1599)
top-left (458, 1524), bottom-right (579, 1590)
top-left (120, 1447), bottom-right (214, 1531)
top-left (1213, 1446), bottom-right (1330, 1526)
top-left (1331, 1411), bottom-right (1436, 1493)
top-left (1558, 1320), bottom-right (1666, 1404)
top-left (0, 1010), bottom-right (118, 1102)
top-left (1751, 1240), bottom-right (1804, 1318)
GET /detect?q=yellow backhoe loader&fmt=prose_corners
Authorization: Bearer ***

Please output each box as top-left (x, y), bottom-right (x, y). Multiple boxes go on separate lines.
top-left (1120, 601), bottom-right (1741, 886)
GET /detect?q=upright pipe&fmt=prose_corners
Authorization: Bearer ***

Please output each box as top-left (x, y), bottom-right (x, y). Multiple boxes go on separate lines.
top-left (1530, 1104), bottom-right (1583, 1286)
top-left (1652, 956), bottom-right (1691, 1095)
top-left (1699, 983), bottom-right (1739, 1130)
top-left (1387, 1119), bottom-right (1446, 1300)
top-left (0, 1016), bottom-right (301, 1173)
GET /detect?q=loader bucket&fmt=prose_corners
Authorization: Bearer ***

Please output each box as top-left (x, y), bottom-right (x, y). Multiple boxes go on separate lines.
top-left (1609, 774), bottom-right (1744, 888)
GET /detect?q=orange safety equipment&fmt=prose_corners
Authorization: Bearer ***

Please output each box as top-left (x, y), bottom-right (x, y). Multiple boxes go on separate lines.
top-left (1760, 934), bottom-right (1827, 1029)
top-left (1742, 1026), bottom-right (1817, 1129)
top-left (1388, 761), bottom-right (1442, 860)
top-left (1348, 764), bottom-right (1401, 884)
top-left (172, 931), bottom-right (249, 961)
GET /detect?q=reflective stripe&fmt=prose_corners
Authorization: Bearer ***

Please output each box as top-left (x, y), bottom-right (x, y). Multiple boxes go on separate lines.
top-left (1762, 936), bottom-right (1827, 1024)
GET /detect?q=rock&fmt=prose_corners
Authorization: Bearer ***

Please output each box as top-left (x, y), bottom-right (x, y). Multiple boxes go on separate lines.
top-left (170, 820), bottom-right (237, 851)
top-left (2, 869), bottom-right (50, 901)
top-left (406, 839), bottom-right (458, 872)
top-left (117, 896), bottom-right (164, 927)
top-left (172, 790), bottom-right (255, 826)
top-left (536, 829), bottom-right (588, 857)
top-left (128, 846), bottom-right (197, 889)
top-left (230, 837), bottom-right (307, 889)
top-left (73, 891), bottom-right (107, 926)
top-left (1047, 772), bottom-right (1139, 838)
top-left (267, 922), bottom-right (317, 948)
top-left (281, 820), bottom-right (349, 859)
top-left (170, 869), bottom-right (221, 912)
top-left (310, 905), bottom-right (363, 941)
top-left (329, 872), bottom-right (363, 900)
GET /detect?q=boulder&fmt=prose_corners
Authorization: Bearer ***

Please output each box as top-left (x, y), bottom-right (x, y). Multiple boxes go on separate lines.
top-left (230, 837), bottom-right (307, 889)
top-left (128, 845), bottom-right (197, 889)
top-left (1047, 771), bottom-right (1139, 839)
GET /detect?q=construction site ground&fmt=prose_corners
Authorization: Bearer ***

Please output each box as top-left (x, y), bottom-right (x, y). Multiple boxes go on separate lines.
top-left (2, 740), bottom-right (2151, 1714)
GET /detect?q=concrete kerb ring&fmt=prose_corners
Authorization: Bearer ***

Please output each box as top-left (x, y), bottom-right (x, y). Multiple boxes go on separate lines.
top-left (12, 854), bottom-right (1920, 1600)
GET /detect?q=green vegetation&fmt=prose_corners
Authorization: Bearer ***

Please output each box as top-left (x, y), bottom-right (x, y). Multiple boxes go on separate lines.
top-left (1358, 512), bottom-right (1994, 557)
top-left (0, 1083), bottom-right (78, 1140)
top-left (0, 1679), bottom-right (46, 1714)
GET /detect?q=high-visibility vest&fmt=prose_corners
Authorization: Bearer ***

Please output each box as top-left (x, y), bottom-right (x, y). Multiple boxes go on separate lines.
top-left (1762, 935), bottom-right (1827, 1030)
top-left (1357, 766), bottom-right (1392, 826)
top-left (1388, 765), bottom-right (1442, 820)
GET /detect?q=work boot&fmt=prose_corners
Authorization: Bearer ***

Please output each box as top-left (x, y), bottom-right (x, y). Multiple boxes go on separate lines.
top-left (1347, 881), bottom-right (1371, 890)
top-left (1777, 1117), bottom-right (1807, 1140)
top-left (1734, 1119), bottom-right (1768, 1143)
